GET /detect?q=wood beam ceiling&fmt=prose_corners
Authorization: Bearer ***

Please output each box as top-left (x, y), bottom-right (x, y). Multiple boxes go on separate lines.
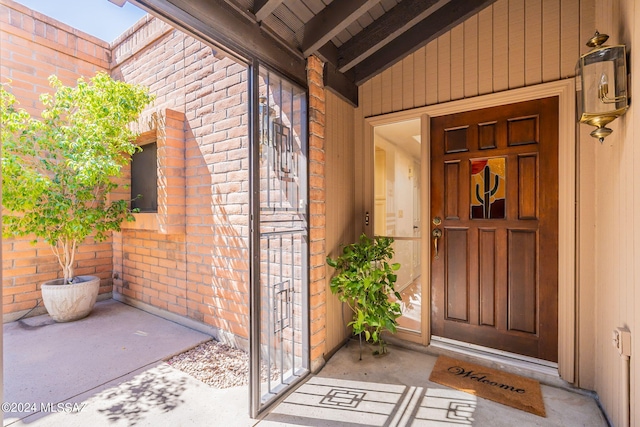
top-left (254, 0), bottom-right (284, 22)
top-left (335, 0), bottom-right (448, 72)
top-left (129, 0), bottom-right (499, 106)
top-left (301, 0), bottom-right (379, 57)
top-left (353, 0), bottom-right (498, 84)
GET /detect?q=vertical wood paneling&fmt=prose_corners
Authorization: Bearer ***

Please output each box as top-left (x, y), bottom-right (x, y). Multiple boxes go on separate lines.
top-left (361, 79), bottom-right (373, 117)
top-left (579, 0), bottom-right (596, 57)
top-left (354, 87), bottom-right (365, 238)
top-left (360, 0), bottom-right (590, 111)
top-left (477, 6), bottom-right (494, 95)
top-left (595, 129), bottom-right (617, 422)
top-left (632, 4), bottom-right (640, 424)
top-left (450, 25), bottom-right (464, 100)
top-left (621, 56), bottom-right (634, 422)
top-left (354, 107), bottom-right (363, 254)
top-left (577, 126), bottom-right (597, 391)
top-left (559, 0), bottom-right (580, 78)
top-left (402, 55), bottom-right (414, 110)
top-left (599, 11), bottom-right (618, 406)
top-left (370, 74), bottom-right (381, 116)
top-left (391, 61), bottom-right (403, 111)
top-left (425, 40), bottom-right (438, 105)
top-left (592, 2), bottom-right (620, 421)
top-left (437, 32), bottom-right (451, 102)
top-left (524, 0), bottom-right (542, 85)
top-left (413, 46), bottom-right (426, 107)
top-left (508, 0), bottom-right (525, 89)
top-left (630, 6), bottom-right (640, 427)
top-left (542, 0), bottom-right (560, 82)
top-left (589, 3), bottom-right (640, 423)
top-left (464, 16), bottom-right (479, 98)
top-left (492, 0), bottom-right (509, 92)
top-left (381, 67), bottom-right (392, 113)
top-left (325, 90), bottom-right (355, 352)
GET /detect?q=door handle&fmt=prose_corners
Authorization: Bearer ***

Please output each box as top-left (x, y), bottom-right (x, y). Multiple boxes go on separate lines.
top-left (432, 228), bottom-right (442, 259)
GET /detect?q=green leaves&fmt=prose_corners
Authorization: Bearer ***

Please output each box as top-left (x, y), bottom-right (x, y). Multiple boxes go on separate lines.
top-left (327, 234), bottom-right (403, 354)
top-left (1, 72), bottom-right (153, 283)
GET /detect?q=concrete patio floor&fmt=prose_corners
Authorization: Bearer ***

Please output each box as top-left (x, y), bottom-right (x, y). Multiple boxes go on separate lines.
top-left (3, 300), bottom-right (251, 427)
top-left (260, 343), bottom-right (608, 427)
top-left (3, 299), bottom-right (608, 426)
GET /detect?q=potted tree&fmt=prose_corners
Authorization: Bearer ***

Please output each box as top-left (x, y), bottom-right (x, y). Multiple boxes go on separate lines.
top-left (327, 234), bottom-right (402, 357)
top-left (1, 72), bottom-right (152, 322)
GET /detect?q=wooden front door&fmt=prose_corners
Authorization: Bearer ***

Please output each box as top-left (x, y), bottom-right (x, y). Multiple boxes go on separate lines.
top-left (430, 97), bottom-right (559, 362)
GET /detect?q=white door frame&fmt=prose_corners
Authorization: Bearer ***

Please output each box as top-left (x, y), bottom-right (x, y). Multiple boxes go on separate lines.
top-left (363, 79), bottom-right (576, 383)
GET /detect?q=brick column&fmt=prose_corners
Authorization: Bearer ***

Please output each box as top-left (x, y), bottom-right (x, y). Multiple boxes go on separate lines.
top-left (307, 55), bottom-right (327, 372)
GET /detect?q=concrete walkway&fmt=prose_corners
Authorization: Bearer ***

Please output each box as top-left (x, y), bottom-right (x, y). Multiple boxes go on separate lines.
top-left (3, 300), bottom-right (252, 427)
top-left (3, 300), bottom-right (608, 426)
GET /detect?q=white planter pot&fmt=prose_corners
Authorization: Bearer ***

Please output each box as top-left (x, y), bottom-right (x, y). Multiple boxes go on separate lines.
top-left (41, 275), bottom-right (100, 322)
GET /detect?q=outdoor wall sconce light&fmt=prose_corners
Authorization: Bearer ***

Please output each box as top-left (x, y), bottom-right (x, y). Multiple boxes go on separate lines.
top-left (576, 31), bottom-right (629, 142)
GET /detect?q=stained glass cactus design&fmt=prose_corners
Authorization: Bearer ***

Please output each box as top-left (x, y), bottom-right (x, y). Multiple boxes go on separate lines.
top-left (471, 158), bottom-right (506, 219)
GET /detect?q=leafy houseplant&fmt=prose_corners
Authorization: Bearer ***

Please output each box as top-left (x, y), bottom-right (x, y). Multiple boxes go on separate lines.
top-left (1, 72), bottom-right (152, 321)
top-left (327, 234), bottom-right (402, 355)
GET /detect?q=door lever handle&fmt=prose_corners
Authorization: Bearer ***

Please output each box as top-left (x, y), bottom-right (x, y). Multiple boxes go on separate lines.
top-left (432, 228), bottom-right (442, 259)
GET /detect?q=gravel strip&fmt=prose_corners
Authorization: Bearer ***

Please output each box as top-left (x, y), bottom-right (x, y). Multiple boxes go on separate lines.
top-left (167, 340), bottom-right (278, 389)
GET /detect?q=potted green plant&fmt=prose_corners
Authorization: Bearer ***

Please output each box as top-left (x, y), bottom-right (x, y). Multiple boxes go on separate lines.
top-left (1, 72), bottom-right (152, 322)
top-left (327, 234), bottom-right (402, 356)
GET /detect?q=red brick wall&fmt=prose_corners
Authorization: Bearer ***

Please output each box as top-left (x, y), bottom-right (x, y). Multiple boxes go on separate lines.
top-left (113, 109), bottom-right (189, 315)
top-left (307, 56), bottom-right (328, 369)
top-left (1, 4), bottom-right (328, 363)
top-left (110, 18), bottom-right (251, 343)
top-left (1, 0), bottom-right (113, 320)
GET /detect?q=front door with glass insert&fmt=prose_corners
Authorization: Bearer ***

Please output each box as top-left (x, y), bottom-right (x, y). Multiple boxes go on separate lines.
top-left (430, 97), bottom-right (559, 362)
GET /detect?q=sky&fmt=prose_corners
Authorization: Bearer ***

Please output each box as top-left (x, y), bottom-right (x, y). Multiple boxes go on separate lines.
top-left (13, 0), bottom-right (148, 42)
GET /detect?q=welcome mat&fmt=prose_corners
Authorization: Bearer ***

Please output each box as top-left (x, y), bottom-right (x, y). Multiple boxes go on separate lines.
top-left (429, 355), bottom-right (546, 417)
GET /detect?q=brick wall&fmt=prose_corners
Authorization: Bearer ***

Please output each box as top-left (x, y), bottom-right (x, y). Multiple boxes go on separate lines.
top-left (1, 0), bottom-right (113, 320)
top-left (1, 3), bottom-right (328, 368)
top-left (307, 56), bottom-right (328, 370)
top-left (110, 18), bottom-right (251, 345)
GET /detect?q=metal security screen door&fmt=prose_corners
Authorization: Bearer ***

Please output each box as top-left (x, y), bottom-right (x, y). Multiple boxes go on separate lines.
top-left (250, 64), bottom-right (309, 417)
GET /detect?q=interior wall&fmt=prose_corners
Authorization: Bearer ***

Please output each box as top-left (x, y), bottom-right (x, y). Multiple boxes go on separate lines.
top-left (590, 1), bottom-right (639, 425)
top-left (324, 90), bottom-right (356, 353)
